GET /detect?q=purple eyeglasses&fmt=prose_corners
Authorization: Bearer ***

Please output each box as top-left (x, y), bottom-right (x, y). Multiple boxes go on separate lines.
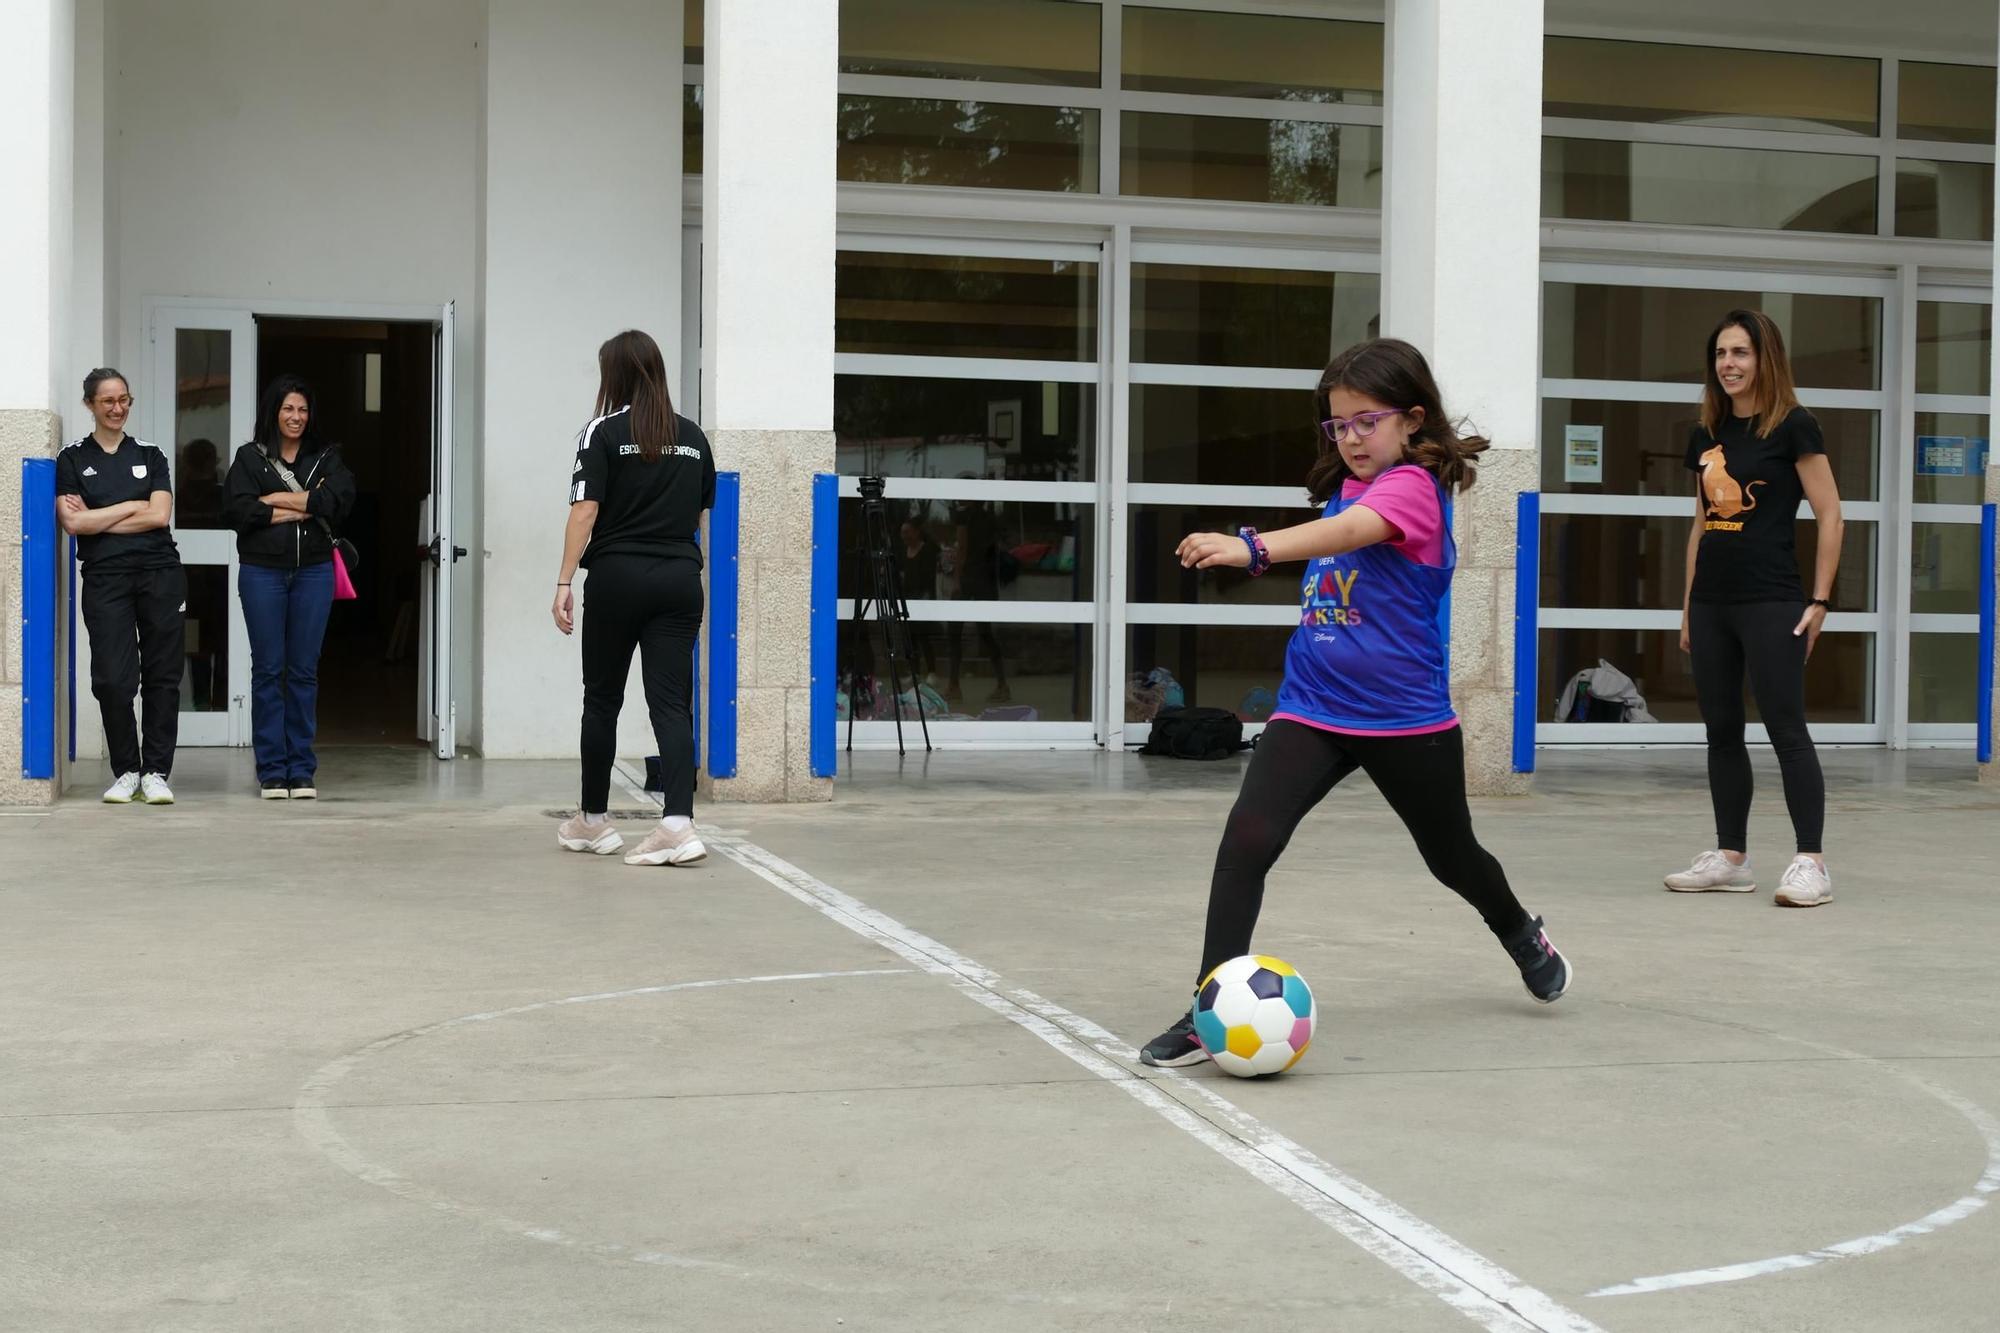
top-left (1320, 409), bottom-right (1408, 444)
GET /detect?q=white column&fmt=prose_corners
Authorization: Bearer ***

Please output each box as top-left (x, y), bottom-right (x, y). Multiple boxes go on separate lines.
top-left (1383, 0), bottom-right (1544, 795)
top-left (700, 0), bottom-right (837, 802)
top-left (0, 0), bottom-right (71, 805)
top-left (480, 0), bottom-right (683, 760)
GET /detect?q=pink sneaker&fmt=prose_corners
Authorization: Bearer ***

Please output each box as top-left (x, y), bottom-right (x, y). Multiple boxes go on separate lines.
top-left (623, 823), bottom-right (706, 867)
top-left (557, 812), bottom-right (623, 855)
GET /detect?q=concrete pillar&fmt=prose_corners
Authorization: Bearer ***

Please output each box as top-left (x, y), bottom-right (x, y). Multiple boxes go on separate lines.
top-left (699, 0), bottom-right (836, 803)
top-left (1382, 0), bottom-right (1543, 796)
top-left (479, 0), bottom-right (683, 761)
top-left (0, 0), bottom-right (71, 805)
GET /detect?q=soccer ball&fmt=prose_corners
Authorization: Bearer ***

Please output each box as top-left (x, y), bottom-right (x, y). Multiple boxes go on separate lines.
top-left (1192, 955), bottom-right (1316, 1077)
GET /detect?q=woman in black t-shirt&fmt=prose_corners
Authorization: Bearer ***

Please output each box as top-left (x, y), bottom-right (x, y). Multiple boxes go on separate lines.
top-left (551, 329), bottom-right (715, 868)
top-left (1664, 309), bottom-right (1844, 907)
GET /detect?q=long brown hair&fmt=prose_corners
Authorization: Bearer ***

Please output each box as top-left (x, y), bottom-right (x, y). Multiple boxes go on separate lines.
top-left (1307, 338), bottom-right (1488, 505)
top-left (1700, 309), bottom-right (1801, 439)
top-left (596, 329), bottom-right (678, 462)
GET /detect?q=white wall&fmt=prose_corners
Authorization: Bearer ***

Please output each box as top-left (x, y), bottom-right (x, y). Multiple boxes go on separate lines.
top-left (0, 0), bottom-right (63, 412)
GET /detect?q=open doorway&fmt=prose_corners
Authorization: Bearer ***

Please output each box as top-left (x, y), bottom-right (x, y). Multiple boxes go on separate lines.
top-left (257, 317), bottom-right (435, 746)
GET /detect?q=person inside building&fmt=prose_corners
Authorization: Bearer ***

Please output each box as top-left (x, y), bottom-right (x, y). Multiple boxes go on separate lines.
top-left (55, 367), bottom-right (186, 805)
top-left (1137, 338), bottom-right (1571, 1069)
top-left (224, 374), bottom-right (356, 800)
top-left (552, 328), bottom-right (715, 867)
top-left (1664, 309), bottom-right (1844, 907)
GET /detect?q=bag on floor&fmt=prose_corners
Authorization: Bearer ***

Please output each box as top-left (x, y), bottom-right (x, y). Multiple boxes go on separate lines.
top-left (1555, 658), bottom-right (1657, 724)
top-left (1140, 705), bottom-right (1247, 761)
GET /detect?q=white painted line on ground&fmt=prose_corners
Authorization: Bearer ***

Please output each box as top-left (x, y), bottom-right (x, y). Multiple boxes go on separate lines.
top-left (294, 968), bottom-right (912, 1288)
top-left (1590, 1031), bottom-right (2000, 1297)
top-left (708, 832), bottom-right (1606, 1333)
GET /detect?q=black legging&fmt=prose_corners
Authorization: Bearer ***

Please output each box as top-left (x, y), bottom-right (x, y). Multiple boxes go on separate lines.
top-left (579, 553), bottom-right (703, 817)
top-left (1689, 600), bottom-right (1825, 855)
top-left (1196, 719), bottom-right (1532, 985)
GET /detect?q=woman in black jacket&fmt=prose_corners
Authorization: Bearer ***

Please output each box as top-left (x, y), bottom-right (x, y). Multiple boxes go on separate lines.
top-left (223, 374), bottom-right (357, 800)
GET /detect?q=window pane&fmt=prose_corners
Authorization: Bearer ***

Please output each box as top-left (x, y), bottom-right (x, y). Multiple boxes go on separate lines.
top-left (1544, 38), bottom-right (1877, 135)
top-left (684, 84), bottom-right (701, 175)
top-left (836, 252), bottom-right (1098, 361)
top-left (1126, 625), bottom-right (1290, 721)
top-left (1540, 628), bottom-right (1874, 724)
top-left (1539, 514), bottom-right (1875, 613)
top-left (173, 328), bottom-right (230, 531)
top-left (685, 2), bottom-right (700, 63)
top-left (183, 564), bottom-right (230, 714)
top-left (837, 497), bottom-right (1094, 601)
top-left (1916, 304), bottom-right (1990, 396)
top-left (840, 0), bottom-right (1099, 85)
top-left (1914, 412), bottom-right (1989, 505)
top-left (1543, 138), bottom-right (1878, 234)
top-left (1912, 521), bottom-right (1983, 615)
top-left (838, 96), bottom-right (1098, 193)
top-left (1910, 633), bottom-right (1980, 723)
top-left (841, 620), bottom-right (1092, 720)
top-left (1122, 8), bottom-right (1381, 104)
top-left (1543, 283), bottom-right (1881, 391)
top-left (1128, 505), bottom-right (1316, 607)
top-left (1898, 62), bottom-right (1997, 144)
top-left (1121, 113), bottom-right (1381, 207)
top-left (1131, 385), bottom-right (1318, 488)
top-left (1132, 264), bottom-right (1378, 368)
top-left (1895, 159), bottom-right (1995, 242)
top-left (1539, 400), bottom-right (1881, 502)
top-left (836, 376), bottom-right (1094, 482)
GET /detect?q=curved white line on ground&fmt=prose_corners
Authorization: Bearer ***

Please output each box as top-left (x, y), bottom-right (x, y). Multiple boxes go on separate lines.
top-left (1590, 1017), bottom-right (2000, 1297)
top-left (293, 968), bottom-right (912, 1288)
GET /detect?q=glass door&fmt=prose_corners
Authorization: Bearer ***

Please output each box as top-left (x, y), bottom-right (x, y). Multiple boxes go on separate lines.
top-left (148, 306), bottom-right (256, 747)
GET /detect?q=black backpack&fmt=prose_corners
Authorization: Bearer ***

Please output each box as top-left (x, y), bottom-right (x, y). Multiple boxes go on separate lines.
top-left (1140, 706), bottom-right (1247, 761)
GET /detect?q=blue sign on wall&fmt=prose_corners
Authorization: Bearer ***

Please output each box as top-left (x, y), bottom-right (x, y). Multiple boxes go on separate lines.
top-left (1916, 436), bottom-right (1989, 477)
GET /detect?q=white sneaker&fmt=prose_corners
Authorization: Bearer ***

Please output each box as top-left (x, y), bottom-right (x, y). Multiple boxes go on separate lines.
top-left (1774, 856), bottom-right (1833, 908)
top-left (1664, 849), bottom-right (1756, 893)
top-left (139, 774), bottom-right (175, 805)
top-left (623, 823), bottom-right (706, 866)
top-left (261, 786), bottom-right (290, 800)
top-left (557, 812), bottom-right (623, 855)
top-left (103, 772), bottom-right (141, 804)
top-left (289, 785), bottom-right (317, 800)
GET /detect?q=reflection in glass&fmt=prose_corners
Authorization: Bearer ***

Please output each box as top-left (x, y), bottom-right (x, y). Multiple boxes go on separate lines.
top-left (1122, 114), bottom-right (1381, 207)
top-left (1538, 513), bottom-right (1874, 613)
top-left (837, 497), bottom-right (1093, 603)
top-left (182, 564), bottom-right (229, 714)
top-left (1898, 62), bottom-right (1997, 144)
top-left (1543, 284), bottom-right (1881, 390)
top-left (840, 0), bottom-right (1100, 85)
top-left (1539, 401), bottom-right (1880, 502)
top-left (1128, 505), bottom-right (1318, 607)
top-left (1916, 305), bottom-right (1990, 397)
top-left (684, 1), bottom-right (700, 63)
top-left (1122, 8), bottom-right (1381, 103)
top-left (840, 619), bottom-right (1090, 721)
top-left (836, 251), bottom-right (1098, 360)
top-left (1133, 264), bottom-right (1379, 369)
top-left (1126, 626), bottom-right (1291, 722)
top-left (1130, 385), bottom-right (1320, 488)
top-left (1540, 628), bottom-right (1873, 724)
top-left (1910, 633), bottom-right (1979, 723)
top-left (838, 96), bottom-right (1098, 192)
top-left (1911, 522), bottom-right (1982, 615)
top-left (1913, 413), bottom-right (1989, 505)
top-left (1544, 38), bottom-right (1877, 135)
top-left (1543, 138), bottom-right (1877, 234)
top-left (684, 84), bottom-right (701, 175)
top-left (173, 329), bottom-right (230, 531)
top-left (1896, 159), bottom-right (1995, 241)
top-left (836, 376), bottom-right (1093, 481)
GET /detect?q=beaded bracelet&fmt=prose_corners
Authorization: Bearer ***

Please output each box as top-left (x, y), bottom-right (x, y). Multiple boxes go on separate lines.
top-left (1237, 526), bottom-right (1271, 577)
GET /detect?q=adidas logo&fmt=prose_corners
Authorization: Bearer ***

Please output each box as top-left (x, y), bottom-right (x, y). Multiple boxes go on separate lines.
top-left (82, 466), bottom-right (97, 476)
top-left (177, 603), bottom-right (187, 613)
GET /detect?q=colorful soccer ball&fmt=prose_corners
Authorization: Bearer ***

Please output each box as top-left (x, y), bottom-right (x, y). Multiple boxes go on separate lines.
top-left (1192, 955), bottom-right (1316, 1077)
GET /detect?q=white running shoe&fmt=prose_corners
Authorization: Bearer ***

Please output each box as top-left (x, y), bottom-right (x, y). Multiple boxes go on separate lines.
top-left (1774, 856), bottom-right (1833, 908)
top-left (139, 774), bottom-right (175, 805)
top-left (1664, 849), bottom-right (1755, 893)
top-left (103, 772), bottom-right (141, 804)
top-left (623, 823), bottom-right (706, 867)
top-left (557, 812), bottom-right (623, 855)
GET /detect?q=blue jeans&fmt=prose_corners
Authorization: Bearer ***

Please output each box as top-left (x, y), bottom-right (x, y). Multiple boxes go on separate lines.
top-left (239, 562), bottom-right (335, 785)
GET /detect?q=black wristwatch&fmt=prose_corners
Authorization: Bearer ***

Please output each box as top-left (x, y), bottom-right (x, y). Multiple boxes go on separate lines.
top-left (1808, 597), bottom-right (1832, 609)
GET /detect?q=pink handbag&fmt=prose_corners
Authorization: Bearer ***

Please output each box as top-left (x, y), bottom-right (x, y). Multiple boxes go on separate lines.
top-left (331, 543), bottom-right (358, 600)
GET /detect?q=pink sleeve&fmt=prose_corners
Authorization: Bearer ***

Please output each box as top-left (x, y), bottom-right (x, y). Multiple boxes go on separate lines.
top-left (1352, 466), bottom-right (1447, 566)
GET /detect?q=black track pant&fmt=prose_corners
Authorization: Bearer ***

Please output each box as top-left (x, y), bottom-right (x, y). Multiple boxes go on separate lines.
top-left (579, 554), bottom-right (702, 817)
top-left (1688, 599), bottom-right (1825, 855)
top-left (1195, 719), bottom-right (1532, 985)
top-left (82, 564), bottom-right (186, 777)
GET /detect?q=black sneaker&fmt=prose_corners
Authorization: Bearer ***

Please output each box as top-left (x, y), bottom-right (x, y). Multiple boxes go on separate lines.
top-left (1501, 915), bottom-right (1571, 1004)
top-left (1138, 1007), bottom-right (1209, 1067)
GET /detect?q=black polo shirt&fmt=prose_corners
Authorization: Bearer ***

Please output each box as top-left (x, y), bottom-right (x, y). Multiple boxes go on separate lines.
top-left (55, 435), bottom-right (181, 574)
top-left (570, 408), bottom-right (715, 567)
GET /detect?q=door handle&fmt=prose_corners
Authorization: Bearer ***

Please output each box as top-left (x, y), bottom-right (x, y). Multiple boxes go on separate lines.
top-left (424, 538), bottom-right (469, 565)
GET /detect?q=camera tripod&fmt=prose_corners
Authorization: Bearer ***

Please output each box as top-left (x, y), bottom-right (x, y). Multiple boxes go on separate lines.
top-left (846, 475), bottom-right (933, 756)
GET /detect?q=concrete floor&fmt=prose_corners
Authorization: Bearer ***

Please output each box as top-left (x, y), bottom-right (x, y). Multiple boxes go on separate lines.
top-left (3, 744), bottom-right (1997, 1331)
